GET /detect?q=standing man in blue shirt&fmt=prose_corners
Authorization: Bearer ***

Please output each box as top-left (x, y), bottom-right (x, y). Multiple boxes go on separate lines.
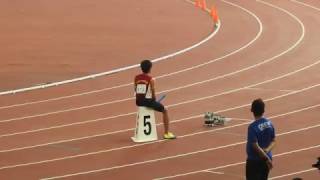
top-left (246, 98), bottom-right (276, 180)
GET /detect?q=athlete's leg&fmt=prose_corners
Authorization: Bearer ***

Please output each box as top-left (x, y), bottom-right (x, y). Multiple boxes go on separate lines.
top-left (139, 100), bottom-right (175, 139)
top-left (163, 108), bottom-right (169, 133)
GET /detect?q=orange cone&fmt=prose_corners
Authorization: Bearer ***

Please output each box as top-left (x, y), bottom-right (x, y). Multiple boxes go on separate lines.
top-left (211, 6), bottom-right (219, 23)
top-left (195, 0), bottom-right (201, 7)
top-left (201, 0), bottom-right (207, 10)
top-left (195, 0), bottom-right (207, 10)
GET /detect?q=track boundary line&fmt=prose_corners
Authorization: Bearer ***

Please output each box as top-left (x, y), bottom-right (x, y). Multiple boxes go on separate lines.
top-left (269, 168), bottom-right (318, 179)
top-left (155, 144), bottom-right (320, 180)
top-left (0, 3), bottom-right (303, 123)
top-left (0, 57), bottom-right (319, 138)
top-left (1, 70), bottom-right (319, 152)
top-left (0, 0), bottom-right (304, 124)
top-left (245, 87), bottom-right (296, 92)
top-left (203, 170), bottom-right (224, 175)
top-left (291, 0), bottom-right (320, 12)
top-left (1, 101), bottom-right (319, 171)
top-left (0, 1), bottom-right (318, 179)
top-left (0, 0), bottom-right (219, 96)
top-left (0, 0), bottom-right (263, 110)
top-left (40, 125), bottom-right (320, 179)
top-left (152, 1), bottom-right (319, 177)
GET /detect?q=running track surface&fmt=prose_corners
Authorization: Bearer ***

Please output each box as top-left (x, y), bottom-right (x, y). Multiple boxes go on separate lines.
top-left (0, 0), bottom-right (319, 179)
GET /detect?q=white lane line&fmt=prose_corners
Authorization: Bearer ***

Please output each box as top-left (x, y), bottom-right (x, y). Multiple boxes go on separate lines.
top-left (0, 0), bottom-right (259, 110)
top-left (0, 16), bottom-right (292, 124)
top-left (228, 118), bottom-right (252, 122)
top-left (154, 1), bottom-right (320, 179)
top-left (203, 170), bottom-right (246, 179)
top-left (0, 0), bottom-right (304, 123)
top-left (155, 144), bottom-right (320, 180)
top-left (269, 168), bottom-right (318, 179)
top-left (0, 46), bottom-right (319, 152)
top-left (0, 0), bottom-right (219, 97)
top-left (0, 122), bottom-right (249, 169)
top-left (0, 55), bottom-right (320, 152)
top-left (0, 0), bottom-right (312, 164)
top-left (1, 50), bottom-right (318, 139)
top-left (291, 0), bottom-right (320, 12)
top-left (203, 170), bottom-right (225, 175)
top-left (208, 171), bottom-right (247, 179)
top-left (0, 56), bottom-right (317, 138)
top-left (1, 101), bottom-right (319, 172)
top-left (41, 125), bottom-right (320, 180)
top-left (0, 0), bottom-right (314, 177)
top-left (166, 161), bottom-right (245, 179)
top-left (212, 131), bottom-right (245, 137)
top-left (245, 87), bottom-right (296, 93)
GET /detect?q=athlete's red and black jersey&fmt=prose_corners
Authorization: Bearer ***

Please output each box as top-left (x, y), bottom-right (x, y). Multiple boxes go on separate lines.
top-left (134, 73), bottom-right (153, 102)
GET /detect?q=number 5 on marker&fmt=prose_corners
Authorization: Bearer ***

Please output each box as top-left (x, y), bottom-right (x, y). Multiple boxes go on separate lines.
top-left (132, 107), bottom-right (158, 142)
top-left (143, 115), bottom-right (152, 135)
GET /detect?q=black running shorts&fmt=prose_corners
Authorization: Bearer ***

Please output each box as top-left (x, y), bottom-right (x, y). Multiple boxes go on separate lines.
top-left (136, 99), bottom-right (165, 112)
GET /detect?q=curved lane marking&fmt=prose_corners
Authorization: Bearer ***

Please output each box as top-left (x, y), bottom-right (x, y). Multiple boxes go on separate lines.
top-left (269, 168), bottom-right (318, 179)
top-left (155, 144), bottom-right (320, 180)
top-left (0, 0), bottom-right (219, 96)
top-left (1, 79), bottom-right (319, 160)
top-left (0, 0), bottom-right (262, 109)
top-left (153, 0), bottom-right (320, 177)
top-left (0, 0), bottom-right (315, 173)
top-left (1, 98), bottom-right (319, 171)
top-left (41, 122), bottom-right (320, 179)
top-left (0, 0), bottom-right (303, 125)
top-left (291, 0), bottom-right (320, 11)
top-left (10, 1), bottom-right (319, 179)
top-left (1, 57), bottom-right (319, 139)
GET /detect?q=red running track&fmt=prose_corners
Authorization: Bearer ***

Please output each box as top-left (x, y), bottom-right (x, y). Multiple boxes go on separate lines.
top-left (0, 0), bottom-right (319, 179)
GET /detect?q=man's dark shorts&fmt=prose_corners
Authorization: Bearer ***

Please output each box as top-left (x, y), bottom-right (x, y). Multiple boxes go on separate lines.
top-left (136, 99), bottom-right (165, 112)
top-left (246, 159), bottom-right (269, 180)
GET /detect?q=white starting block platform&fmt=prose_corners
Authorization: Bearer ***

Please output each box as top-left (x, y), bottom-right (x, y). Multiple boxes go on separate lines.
top-left (204, 112), bottom-right (232, 127)
top-left (132, 107), bottom-right (158, 143)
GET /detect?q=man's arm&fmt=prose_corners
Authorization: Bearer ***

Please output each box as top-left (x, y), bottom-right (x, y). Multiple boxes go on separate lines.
top-left (150, 79), bottom-right (156, 100)
top-left (133, 78), bottom-right (137, 96)
top-left (252, 142), bottom-right (273, 169)
top-left (265, 123), bottom-right (276, 153)
top-left (252, 142), bottom-right (270, 160)
top-left (264, 139), bottom-right (276, 153)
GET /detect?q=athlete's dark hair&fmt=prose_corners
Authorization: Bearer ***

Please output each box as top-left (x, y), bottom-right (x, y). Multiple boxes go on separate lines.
top-left (251, 98), bottom-right (265, 117)
top-left (140, 60), bottom-right (152, 73)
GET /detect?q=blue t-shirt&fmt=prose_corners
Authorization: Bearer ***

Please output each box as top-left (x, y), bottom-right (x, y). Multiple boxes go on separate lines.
top-left (246, 117), bottom-right (275, 160)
